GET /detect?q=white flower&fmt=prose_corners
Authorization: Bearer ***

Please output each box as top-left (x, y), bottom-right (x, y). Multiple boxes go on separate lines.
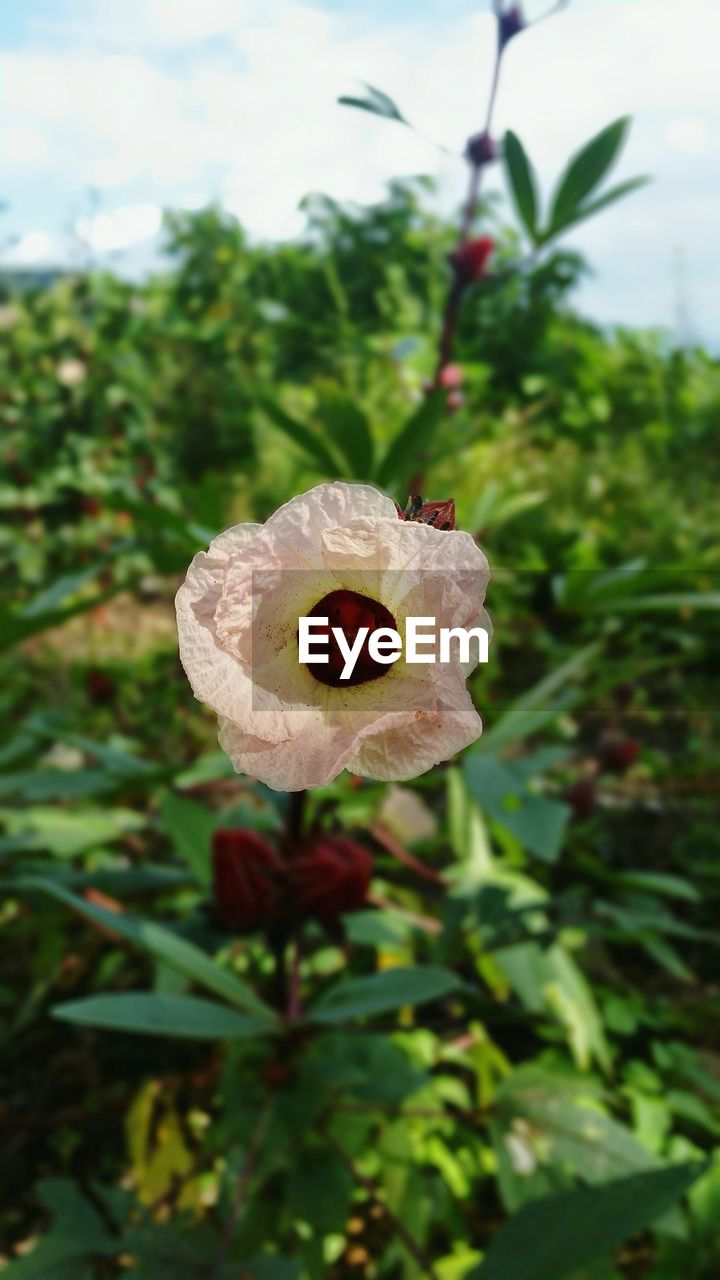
top-left (176, 482), bottom-right (490, 791)
top-left (56, 358), bottom-right (87, 387)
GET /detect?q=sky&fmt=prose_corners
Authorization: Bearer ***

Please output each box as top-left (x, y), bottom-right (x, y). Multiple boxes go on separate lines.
top-left (0, 0), bottom-right (718, 344)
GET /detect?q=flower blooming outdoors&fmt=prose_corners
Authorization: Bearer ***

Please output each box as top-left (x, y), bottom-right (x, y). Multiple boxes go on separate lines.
top-left (176, 481), bottom-right (490, 791)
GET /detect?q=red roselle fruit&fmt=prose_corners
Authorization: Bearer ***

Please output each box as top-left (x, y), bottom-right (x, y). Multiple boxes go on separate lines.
top-left (396, 495), bottom-right (456, 530)
top-left (212, 828), bottom-right (283, 930)
top-left (289, 835), bottom-right (373, 922)
top-left (451, 236), bottom-right (495, 283)
top-left (438, 363), bottom-right (463, 389)
top-left (600, 738), bottom-right (641, 774)
top-left (565, 779), bottom-right (598, 821)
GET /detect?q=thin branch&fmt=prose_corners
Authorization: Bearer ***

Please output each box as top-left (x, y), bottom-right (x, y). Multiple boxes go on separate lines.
top-left (369, 820), bottom-right (445, 884)
top-left (285, 789), bottom-right (307, 849)
top-left (217, 1101), bottom-right (274, 1265)
top-left (318, 1121), bottom-right (441, 1280)
top-left (330, 1100), bottom-right (494, 1123)
top-left (286, 936), bottom-right (303, 1020)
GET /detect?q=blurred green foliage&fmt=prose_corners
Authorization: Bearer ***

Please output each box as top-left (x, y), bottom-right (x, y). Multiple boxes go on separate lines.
top-left (1, 182), bottom-right (719, 1279)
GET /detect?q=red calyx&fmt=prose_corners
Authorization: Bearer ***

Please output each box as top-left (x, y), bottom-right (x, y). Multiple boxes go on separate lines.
top-left (600, 738), bottom-right (641, 774)
top-left (450, 236), bottom-right (495, 284)
top-left (212, 828), bottom-right (283, 931)
top-left (565, 779), bottom-right (598, 821)
top-left (397, 495), bottom-right (456, 530)
top-left (289, 835), bottom-right (373, 922)
top-left (86, 668), bottom-right (116, 705)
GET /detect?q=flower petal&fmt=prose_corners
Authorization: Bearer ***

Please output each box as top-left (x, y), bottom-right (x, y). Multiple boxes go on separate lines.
top-left (349, 675), bottom-right (483, 781)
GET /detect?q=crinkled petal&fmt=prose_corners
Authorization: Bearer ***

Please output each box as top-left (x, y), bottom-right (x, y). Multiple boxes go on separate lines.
top-left (218, 705), bottom-right (421, 791)
top-left (175, 523), bottom-right (260, 727)
top-left (176, 483), bottom-right (491, 790)
top-left (348, 673), bottom-right (483, 781)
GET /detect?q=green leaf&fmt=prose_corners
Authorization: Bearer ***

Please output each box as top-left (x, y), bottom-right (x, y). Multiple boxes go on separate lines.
top-left (16, 877), bottom-right (276, 1020)
top-left (310, 965), bottom-right (461, 1024)
top-left (258, 396), bottom-right (341, 475)
top-left (52, 993), bottom-right (274, 1040)
top-left (466, 1162), bottom-right (705, 1280)
top-left (549, 117), bottom-right (630, 235)
top-left (158, 792), bottom-right (216, 885)
top-left (0, 1179), bottom-right (114, 1277)
top-left (476, 642), bottom-right (601, 753)
top-left (375, 391), bottom-right (445, 491)
top-left (0, 567), bottom-right (132, 649)
top-left (338, 83), bottom-right (408, 125)
top-left (555, 176), bottom-right (651, 232)
top-left (315, 388), bottom-right (375, 479)
top-left (613, 871), bottom-right (700, 903)
top-left (464, 755), bottom-right (569, 863)
top-left (0, 769), bottom-right (120, 801)
top-left (590, 592), bottom-right (720, 613)
top-left (503, 131), bottom-right (539, 243)
top-left (494, 1067), bottom-right (656, 1193)
top-left (0, 805), bottom-right (145, 857)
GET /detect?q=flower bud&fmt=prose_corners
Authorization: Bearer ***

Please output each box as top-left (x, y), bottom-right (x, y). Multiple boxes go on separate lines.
top-left (465, 131), bottom-right (497, 167)
top-left (397, 496), bottom-right (456, 530)
top-left (56, 357), bottom-right (87, 387)
top-left (86, 668), bottom-right (116, 705)
top-left (212, 828), bottom-right (282, 931)
top-left (599, 737), bottom-right (640, 774)
top-left (289, 835), bottom-right (373, 922)
top-left (450, 236), bottom-right (495, 284)
top-left (499, 4), bottom-right (525, 46)
top-left (565, 779), bottom-right (598, 821)
top-left (438, 363), bottom-right (463, 389)
top-left (446, 391), bottom-right (464, 413)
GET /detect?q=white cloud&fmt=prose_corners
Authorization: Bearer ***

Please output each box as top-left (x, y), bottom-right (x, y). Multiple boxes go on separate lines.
top-left (1, 0), bottom-right (719, 337)
top-left (1, 230), bottom-right (55, 265)
top-left (665, 116), bottom-right (710, 155)
top-left (0, 127), bottom-right (48, 162)
top-left (75, 202), bottom-right (163, 251)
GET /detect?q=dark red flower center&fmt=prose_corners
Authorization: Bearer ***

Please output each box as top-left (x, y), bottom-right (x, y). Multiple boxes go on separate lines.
top-left (303, 589), bottom-right (397, 688)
